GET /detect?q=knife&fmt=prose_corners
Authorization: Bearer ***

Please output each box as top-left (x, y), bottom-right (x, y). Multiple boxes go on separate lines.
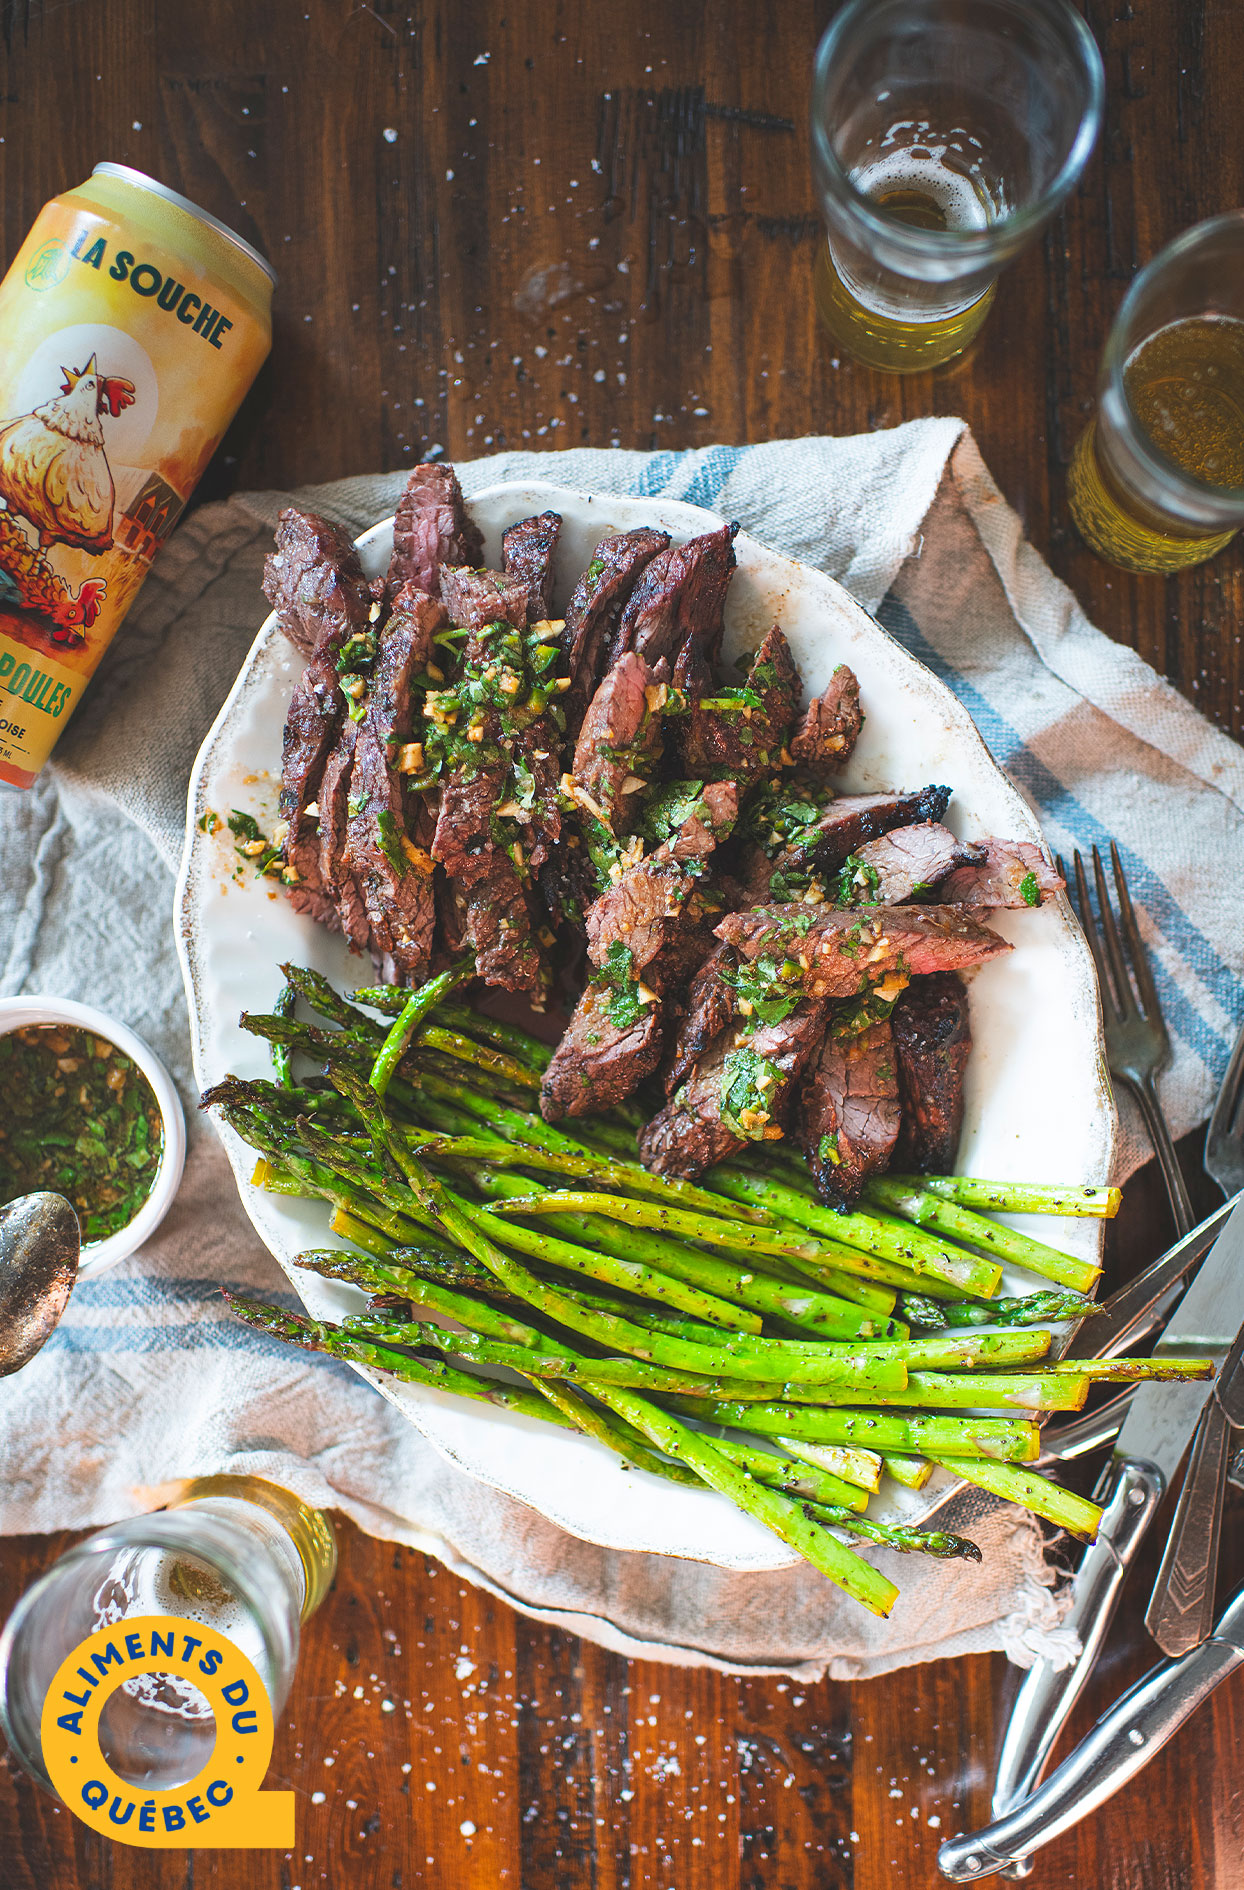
top-left (1145, 1314), bottom-right (1244, 1655)
top-left (937, 1584), bottom-right (1244, 1881)
top-left (987, 1193), bottom-right (1244, 1866)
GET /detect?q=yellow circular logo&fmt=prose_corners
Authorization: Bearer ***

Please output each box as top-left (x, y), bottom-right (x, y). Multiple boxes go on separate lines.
top-left (40, 1615), bottom-right (293, 1848)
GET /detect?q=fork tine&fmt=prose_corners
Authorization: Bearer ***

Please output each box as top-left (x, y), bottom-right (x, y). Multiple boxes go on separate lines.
top-left (1091, 844), bottom-right (1138, 1018)
top-left (1073, 849), bottom-right (1120, 1022)
top-left (1110, 840), bottom-right (1164, 1027)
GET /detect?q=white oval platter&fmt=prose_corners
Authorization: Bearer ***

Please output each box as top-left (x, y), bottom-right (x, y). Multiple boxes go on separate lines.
top-left (176, 480), bottom-right (1115, 1573)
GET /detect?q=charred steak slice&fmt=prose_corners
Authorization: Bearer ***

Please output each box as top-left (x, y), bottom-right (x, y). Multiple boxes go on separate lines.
top-left (345, 589), bottom-right (445, 979)
top-left (663, 942), bottom-right (738, 1097)
top-left (440, 565), bottom-right (531, 631)
top-left (263, 509), bottom-right (372, 661)
top-left (639, 1001), bottom-right (827, 1180)
top-left (387, 462), bottom-right (484, 599)
top-left (317, 717), bottom-right (370, 949)
top-left (790, 664), bottom-right (863, 776)
top-left (570, 653), bottom-right (668, 836)
top-left (548, 785), bottom-right (739, 1118)
top-left (762, 786), bottom-right (954, 901)
top-left (676, 624), bottom-right (800, 793)
top-left (613, 523), bottom-right (737, 671)
top-left (560, 528), bottom-right (671, 735)
top-left (539, 981), bottom-right (666, 1121)
top-left (716, 902), bottom-right (1011, 1000)
top-left (800, 1017), bottom-right (901, 1206)
top-left (278, 656), bottom-right (350, 931)
top-left (464, 870), bottom-right (543, 995)
top-left (939, 839), bottom-right (1064, 910)
top-left (838, 822), bottom-right (985, 907)
top-left (503, 512), bottom-right (561, 624)
top-left (891, 973), bottom-right (972, 1173)
top-left (585, 782), bottom-right (739, 987)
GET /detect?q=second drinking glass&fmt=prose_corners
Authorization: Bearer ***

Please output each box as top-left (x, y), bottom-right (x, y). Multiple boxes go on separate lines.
top-left (810, 0), bottom-right (1104, 372)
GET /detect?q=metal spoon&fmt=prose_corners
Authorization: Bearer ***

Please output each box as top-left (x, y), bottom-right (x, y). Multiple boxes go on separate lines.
top-left (0, 1193), bottom-right (80, 1375)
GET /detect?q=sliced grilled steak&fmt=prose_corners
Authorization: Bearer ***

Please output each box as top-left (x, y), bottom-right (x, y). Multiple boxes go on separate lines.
top-left (663, 942), bottom-right (737, 1097)
top-left (344, 589), bottom-right (445, 980)
top-left (539, 982), bottom-right (666, 1120)
top-left (387, 463), bottom-right (484, 598)
top-left (503, 512), bottom-right (561, 623)
top-left (585, 782), bottom-right (739, 985)
top-left (676, 624), bottom-right (799, 792)
top-left (317, 718), bottom-right (370, 950)
top-left (440, 566), bottom-right (531, 631)
top-left (716, 902), bottom-right (1011, 999)
top-left (427, 605), bottom-right (553, 994)
top-left (800, 1017), bottom-right (901, 1206)
top-left (544, 786), bottom-right (738, 1118)
top-left (570, 653), bottom-right (667, 835)
top-left (840, 822), bottom-right (985, 906)
top-left (790, 664), bottom-right (863, 776)
top-left (940, 839), bottom-right (1064, 910)
top-left (750, 785), bottom-right (955, 901)
top-left (262, 509), bottom-right (371, 660)
top-left (891, 973), bottom-right (972, 1173)
top-left (561, 528), bottom-right (670, 735)
top-left (613, 523), bottom-right (737, 671)
top-left (464, 870), bottom-right (543, 994)
top-left (277, 657), bottom-right (348, 930)
top-left (639, 1001), bottom-right (827, 1179)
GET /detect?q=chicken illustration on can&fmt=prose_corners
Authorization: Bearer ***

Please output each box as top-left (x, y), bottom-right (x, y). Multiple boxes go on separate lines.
top-left (0, 354), bottom-right (136, 641)
top-left (0, 164), bottom-right (274, 788)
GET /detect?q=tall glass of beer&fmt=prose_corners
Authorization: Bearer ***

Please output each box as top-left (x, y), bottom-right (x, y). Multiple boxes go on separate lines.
top-left (810, 0), bottom-right (1103, 372)
top-left (1066, 213), bottom-right (1244, 573)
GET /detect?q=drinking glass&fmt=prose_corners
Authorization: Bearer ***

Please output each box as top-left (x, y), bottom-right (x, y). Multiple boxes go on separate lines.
top-left (810, 0), bottom-right (1104, 371)
top-left (1067, 212), bottom-right (1244, 573)
top-left (0, 1475), bottom-right (336, 1795)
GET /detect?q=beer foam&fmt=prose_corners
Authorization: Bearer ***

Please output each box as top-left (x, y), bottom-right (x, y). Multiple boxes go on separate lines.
top-left (851, 145), bottom-right (993, 232)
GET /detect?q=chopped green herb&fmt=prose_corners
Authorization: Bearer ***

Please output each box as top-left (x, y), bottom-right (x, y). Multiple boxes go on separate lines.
top-left (719, 1046), bottom-right (784, 1141)
top-left (1019, 870), bottom-right (1041, 908)
top-left (593, 941), bottom-right (647, 1030)
top-left (227, 810), bottom-right (262, 843)
top-left (376, 809), bottom-right (408, 878)
top-left (0, 1024), bottom-right (164, 1243)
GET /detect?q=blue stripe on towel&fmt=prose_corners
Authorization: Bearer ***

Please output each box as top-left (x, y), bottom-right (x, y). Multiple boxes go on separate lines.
top-left (878, 592), bottom-right (1241, 1078)
top-left (681, 445), bottom-right (742, 513)
top-left (631, 451), bottom-right (684, 498)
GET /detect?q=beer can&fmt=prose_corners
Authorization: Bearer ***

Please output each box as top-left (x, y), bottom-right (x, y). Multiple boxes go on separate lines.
top-left (0, 164), bottom-right (274, 788)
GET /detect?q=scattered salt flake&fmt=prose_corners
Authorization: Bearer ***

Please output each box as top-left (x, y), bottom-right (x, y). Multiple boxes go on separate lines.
top-left (928, 1815), bottom-right (942, 1829)
top-left (383, 127), bottom-right (398, 142)
top-left (460, 1820), bottom-right (477, 1837)
top-left (455, 1656), bottom-right (477, 1681)
top-left (381, 1699), bottom-right (396, 1713)
top-left (132, 120), bottom-right (142, 130)
top-left (311, 1791), bottom-right (326, 1805)
top-left (353, 1686), bottom-right (364, 1699)
top-left (401, 1763), bottom-right (412, 1775)
top-left (474, 51), bottom-right (490, 63)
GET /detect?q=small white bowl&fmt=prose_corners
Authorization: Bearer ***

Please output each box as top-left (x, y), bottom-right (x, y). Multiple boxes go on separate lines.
top-left (0, 996), bottom-right (186, 1279)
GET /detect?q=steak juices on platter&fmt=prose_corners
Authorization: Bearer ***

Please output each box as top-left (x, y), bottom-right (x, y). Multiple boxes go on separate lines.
top-left (0, 164), bottom-right (273, 788)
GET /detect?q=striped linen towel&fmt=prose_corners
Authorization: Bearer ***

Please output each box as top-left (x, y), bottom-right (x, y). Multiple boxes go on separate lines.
top-left (2, 423), bottom-right (1240, 1680)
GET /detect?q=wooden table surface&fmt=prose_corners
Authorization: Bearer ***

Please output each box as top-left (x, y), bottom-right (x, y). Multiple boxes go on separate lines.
top-left (2, 2), bottom-right (1242, 1885)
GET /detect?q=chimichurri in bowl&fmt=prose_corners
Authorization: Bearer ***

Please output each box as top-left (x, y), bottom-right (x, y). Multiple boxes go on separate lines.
top-left (0, 1026), bottom-right (164, 1242)
top-left (0, 997), bottom-right (186, 1277)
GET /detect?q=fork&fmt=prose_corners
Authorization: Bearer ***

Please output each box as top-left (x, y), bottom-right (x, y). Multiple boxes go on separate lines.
top-left (1064, 842), bottom-right (1195, 1237)
top-left (1205, 1014), bottom-right (1244, 1200)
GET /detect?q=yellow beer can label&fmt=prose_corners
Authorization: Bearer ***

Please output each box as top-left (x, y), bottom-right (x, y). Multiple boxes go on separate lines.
top-left (0, 176), bottom-right (271, 787)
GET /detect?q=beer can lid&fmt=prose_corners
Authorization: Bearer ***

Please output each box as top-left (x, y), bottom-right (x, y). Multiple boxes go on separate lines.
top-left (91, 163), bottom-right (277, 287)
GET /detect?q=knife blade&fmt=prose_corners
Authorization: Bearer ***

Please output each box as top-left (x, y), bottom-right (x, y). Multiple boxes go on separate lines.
top-left (1145, 1315), bottom-right (1244, 1655)
top-left (989, 1194), bottom-right (1244, 1851)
